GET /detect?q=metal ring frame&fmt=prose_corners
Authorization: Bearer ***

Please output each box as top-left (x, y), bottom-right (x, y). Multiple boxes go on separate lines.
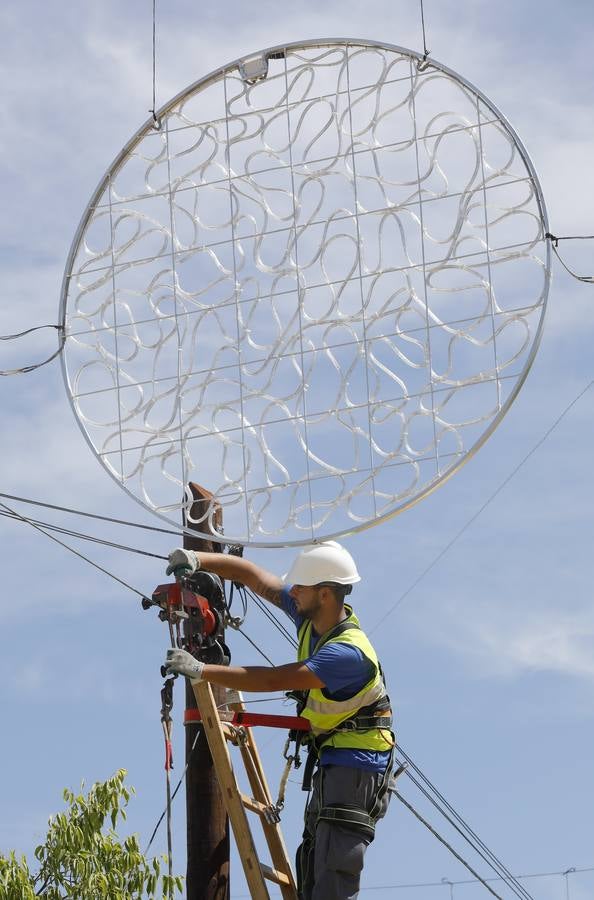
top-left (60, 39), bottom-right (550, 546)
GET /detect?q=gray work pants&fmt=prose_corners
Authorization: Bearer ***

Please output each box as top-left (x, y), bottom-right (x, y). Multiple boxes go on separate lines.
top-left (297, 764), bottom-right (391, 900)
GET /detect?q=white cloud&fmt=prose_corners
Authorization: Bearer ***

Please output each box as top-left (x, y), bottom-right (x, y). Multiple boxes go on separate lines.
top-left (415, 595), bottom-right (594, 681)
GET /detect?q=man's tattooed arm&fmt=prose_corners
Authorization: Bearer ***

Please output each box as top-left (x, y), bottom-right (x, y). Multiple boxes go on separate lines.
top-left (252, 579), bottom-right (283, 607)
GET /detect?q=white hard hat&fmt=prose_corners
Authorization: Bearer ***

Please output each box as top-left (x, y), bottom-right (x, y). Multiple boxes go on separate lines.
top-left (283, 541), bottom-right (361, 587)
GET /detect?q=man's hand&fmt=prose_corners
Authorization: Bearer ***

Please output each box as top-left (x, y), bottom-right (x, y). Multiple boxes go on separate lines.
top-left (166, 548), bottom-right (199, 578)
top-left (165, 648), bottom-right (205, 683)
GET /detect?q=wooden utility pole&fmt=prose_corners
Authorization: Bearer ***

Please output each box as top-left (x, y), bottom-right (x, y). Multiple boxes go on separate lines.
top-left (183, 482), bottom-right (230, 900)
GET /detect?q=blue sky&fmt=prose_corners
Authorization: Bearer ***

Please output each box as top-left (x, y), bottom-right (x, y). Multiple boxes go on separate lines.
top-left (1, 1), bottom-right (594, 898)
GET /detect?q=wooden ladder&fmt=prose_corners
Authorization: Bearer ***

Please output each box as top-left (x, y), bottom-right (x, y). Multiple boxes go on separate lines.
top-left (192, 681), bottom-right (299, 900)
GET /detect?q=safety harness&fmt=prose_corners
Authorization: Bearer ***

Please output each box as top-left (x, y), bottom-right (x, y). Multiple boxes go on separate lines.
top-left (287, 618), bottom-right (395, 840)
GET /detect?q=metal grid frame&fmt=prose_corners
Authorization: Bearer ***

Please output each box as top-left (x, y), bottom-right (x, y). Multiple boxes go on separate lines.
top-left (59, 39), bottom-right (550, 546)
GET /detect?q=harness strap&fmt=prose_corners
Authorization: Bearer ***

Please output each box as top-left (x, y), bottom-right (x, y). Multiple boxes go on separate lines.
top-left (301, 745), bottom-right (318, 793)
top-left (298, 707), bottom-right (394, 789)
top-left (316, 742), bottom-right (396, 838)
top-left (299, 618), bottom-right (360, 657)
top-left (317, 805), bottom-right (376, 841)
top-left (367, 743), bottom-right (395, 822)
top-left (330, 714), bottom-right (393, 732)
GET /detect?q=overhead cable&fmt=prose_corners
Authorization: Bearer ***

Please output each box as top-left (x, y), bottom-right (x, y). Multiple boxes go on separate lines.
top-left (2, 482), bottom-right (540, 897)
top-left (394, 790), bottom-right (503, 899)
top-left (546, 232), bottom-right (594, 283)
top-left (396, 745), bottom-right (534, 900)
top-left (234, 624), bottom-right (276, 666)
top-left (357, 864), bottom-right (594, 892)
top-left (258, 613), bottom-right (532, 897)
top-left (238, 589), bottom-right (531, 898)
top-left (0, 508), bottom-right (167, 560)
top-left (149, 0), bottom-right (161, 128)
top-left (418, 0), bottom-right (430, 67)
top-left (369, 373), bottom-right (594, 632)
top-left (0, 490), bottom-right (181, 536)
top-left (234, 866), bottom-right (593, 898)
top-left (0, 499), bottom-right (149, 601)
top-left (0, 323), bottom-right (65, 376)
top-left (243, 586), bottom-right (298, 649)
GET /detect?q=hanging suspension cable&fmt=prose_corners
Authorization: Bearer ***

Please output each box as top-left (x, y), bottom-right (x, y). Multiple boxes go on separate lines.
top-left (369, 372), bottom-right (594, 633)
top-left (0, 324), bottom-right (65, 376)
top-left (546, 232), bottom-right (594, 283)
top-left (149, 0), bottom-right (160, 128)
top-left (417, 0), bottom-right (430, 68)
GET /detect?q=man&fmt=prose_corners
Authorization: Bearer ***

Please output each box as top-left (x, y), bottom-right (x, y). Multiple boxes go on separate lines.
top-left (165, 540), bottom-right (394, 900)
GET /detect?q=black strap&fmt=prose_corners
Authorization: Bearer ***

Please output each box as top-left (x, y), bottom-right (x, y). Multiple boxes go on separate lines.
top-left (317, 804), bottom-right (376, 841)
top-left (298, 617), bottom-right (359, 659)
top-left (301, 745), bottom-right (318, 792)
top-left (315, 743), bottom-right (396, 840)
top-left (333, 714), bottom-right (393, 732)
top-left (368, 743), bottom-right (395, 821)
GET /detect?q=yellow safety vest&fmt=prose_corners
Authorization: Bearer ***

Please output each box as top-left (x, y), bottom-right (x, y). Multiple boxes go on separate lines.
top-left (297, 606), bottom-right (394, 753)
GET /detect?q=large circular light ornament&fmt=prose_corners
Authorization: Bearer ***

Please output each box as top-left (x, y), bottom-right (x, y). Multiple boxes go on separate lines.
top-left (60, 40), bottom-right (550, 546)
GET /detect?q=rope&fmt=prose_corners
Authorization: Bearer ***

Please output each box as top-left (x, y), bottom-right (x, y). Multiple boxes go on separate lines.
top-left (0, 324), bottom-right (64, 376)
top-left (144, 694), bottom-right (286, 853)
top-left (369, 373), bottom-right (594, 633)
top-left (159, 677), bottom-right (175, 888)
top-left (546, 232), bottom-right (594, 283)
top-left (145, 728), bottom-right (200, 855)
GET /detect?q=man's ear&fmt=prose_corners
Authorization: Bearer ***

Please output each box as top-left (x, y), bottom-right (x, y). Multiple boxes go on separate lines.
top-left (320, 585), bottom-right (338, 605)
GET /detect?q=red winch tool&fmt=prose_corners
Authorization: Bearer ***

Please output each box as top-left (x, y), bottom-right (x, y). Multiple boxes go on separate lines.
top-left (143, 570), bottom-right (230, 664)
top-left (150, 581), bottom-right (217, 636)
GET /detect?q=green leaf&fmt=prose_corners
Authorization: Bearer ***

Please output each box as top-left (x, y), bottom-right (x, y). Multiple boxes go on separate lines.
top-left (0, 772), bottom-right (182, 900)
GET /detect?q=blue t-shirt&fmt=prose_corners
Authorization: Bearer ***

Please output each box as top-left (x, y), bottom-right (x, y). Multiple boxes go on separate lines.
top-left (281, 588), bottom-right (392, 772)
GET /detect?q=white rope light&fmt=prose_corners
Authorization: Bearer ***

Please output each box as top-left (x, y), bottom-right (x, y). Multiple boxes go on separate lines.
top-left (60, 40), bottom-right (550, 546)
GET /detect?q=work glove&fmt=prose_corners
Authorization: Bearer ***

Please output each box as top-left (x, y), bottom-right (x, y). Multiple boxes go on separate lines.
top-left (166, 548), bottom-right (199, 578)
top-left (165, 648), bottom-right (205, 683)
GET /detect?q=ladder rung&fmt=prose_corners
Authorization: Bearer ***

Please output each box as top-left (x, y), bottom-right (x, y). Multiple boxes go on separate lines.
top-left (240, 793), bottom-right (274, 817)
top-left (193, 683), bottom-right (298, 898)
top-left (260, 863), bottom-right (292, 886)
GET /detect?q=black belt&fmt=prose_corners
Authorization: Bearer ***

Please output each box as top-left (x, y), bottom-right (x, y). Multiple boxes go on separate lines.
top-left (315, 744), bottom-right (396, 840)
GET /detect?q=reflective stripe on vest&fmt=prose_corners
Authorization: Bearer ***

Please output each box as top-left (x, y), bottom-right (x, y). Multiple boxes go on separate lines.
top-left (297, 606), bottom-right (393, 752)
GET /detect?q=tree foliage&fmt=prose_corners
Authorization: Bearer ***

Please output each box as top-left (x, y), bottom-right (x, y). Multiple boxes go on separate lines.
top-left (0, 769), bottom-right (183, 899)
